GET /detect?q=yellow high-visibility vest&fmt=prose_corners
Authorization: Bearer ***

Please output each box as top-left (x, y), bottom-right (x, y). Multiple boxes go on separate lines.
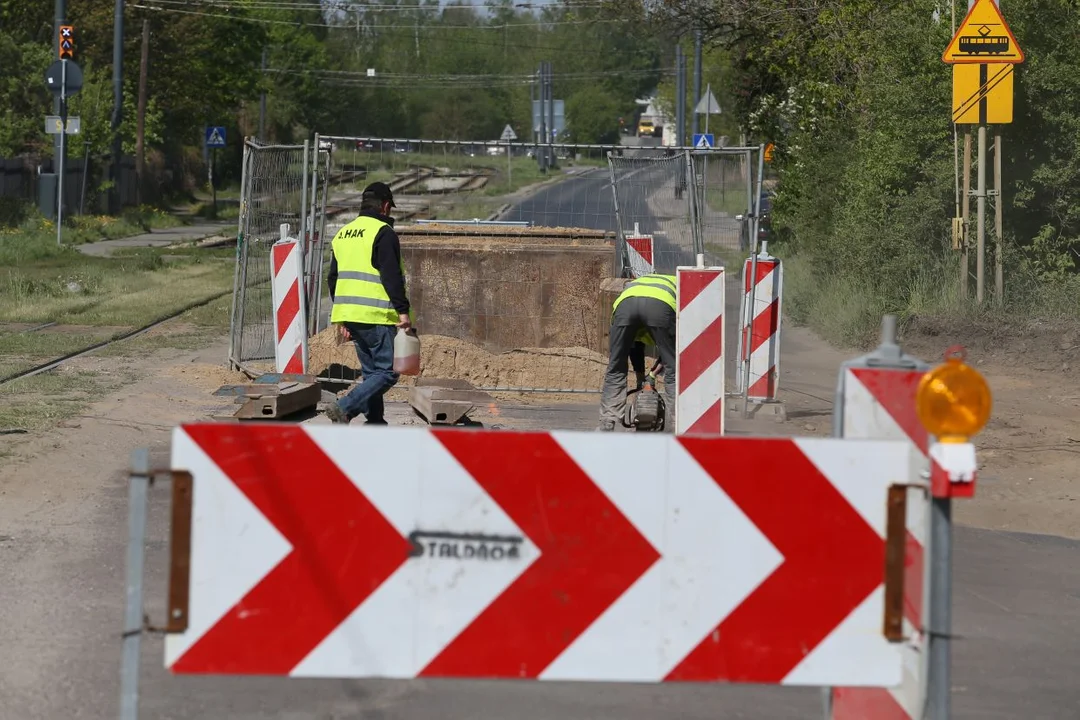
top-left (330, 215), bottom-right (407, 326)
top-left (612, 274), bottom-right (677, 315)
top-left (612, 274), bottom-right (677, 347)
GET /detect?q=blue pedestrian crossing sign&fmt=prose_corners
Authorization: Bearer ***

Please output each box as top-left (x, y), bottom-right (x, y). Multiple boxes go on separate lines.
top-left (692, 133), bottom-right (715, 149)
top-left (205, 126), bottom-right (227, 148)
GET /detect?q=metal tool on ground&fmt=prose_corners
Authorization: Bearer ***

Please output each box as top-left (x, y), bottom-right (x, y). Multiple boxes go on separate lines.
top-left (622, 359), bottom-right (666, 432)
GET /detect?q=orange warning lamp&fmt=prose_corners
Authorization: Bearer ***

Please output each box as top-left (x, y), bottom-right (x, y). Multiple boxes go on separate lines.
top-left (915, 345), bottom-right (991, 442)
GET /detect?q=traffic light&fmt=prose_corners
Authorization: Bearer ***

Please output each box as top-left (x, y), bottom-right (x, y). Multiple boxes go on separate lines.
top-left (59, 25), bottom-right (75, 60)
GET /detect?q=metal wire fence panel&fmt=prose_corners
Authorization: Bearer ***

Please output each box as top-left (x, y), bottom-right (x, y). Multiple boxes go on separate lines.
top-left (607, 151), bottom-right (698, 276)
top-left (693, 149), bottom-right (756, 266)
top-left (305, 135), bottom-right (646, 393)
top-left (229, 139), bottom-right (309, 369)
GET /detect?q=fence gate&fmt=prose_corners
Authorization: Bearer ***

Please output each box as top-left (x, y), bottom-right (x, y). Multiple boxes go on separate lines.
top-left (607, 145), bottom-right (764, 277)
top-left (229, 139), bottom-right (329, 374)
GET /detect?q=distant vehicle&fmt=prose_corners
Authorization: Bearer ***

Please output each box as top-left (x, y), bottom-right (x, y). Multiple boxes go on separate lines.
top-left (638, 119), bottom-right (655, 137)
top-left (486, 144), bottom-right (502, 157)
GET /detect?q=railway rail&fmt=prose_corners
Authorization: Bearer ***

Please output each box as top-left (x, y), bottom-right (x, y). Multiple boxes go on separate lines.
top-left (0, 289), bottom-right (234, 387)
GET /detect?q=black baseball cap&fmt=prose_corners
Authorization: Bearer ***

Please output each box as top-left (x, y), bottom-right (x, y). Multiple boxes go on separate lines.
top-left (362, 181), bottom-right (396, 208)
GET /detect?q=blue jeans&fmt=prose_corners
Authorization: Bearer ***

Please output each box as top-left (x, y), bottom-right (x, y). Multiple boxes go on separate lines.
top-left (337, 323), bottom-right (400, 423)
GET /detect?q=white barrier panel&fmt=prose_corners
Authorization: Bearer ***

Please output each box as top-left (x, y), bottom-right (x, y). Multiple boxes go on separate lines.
top-left (830, 364), bottom-right (930, 720)
top-left (270, 224), bottom-right (308, 374)
top-left (675, 267), bottom-right (724, 435)
top-left (165, 423), bottom-right (907, 687)
top-left (736, 247), bottom-right (782, 400)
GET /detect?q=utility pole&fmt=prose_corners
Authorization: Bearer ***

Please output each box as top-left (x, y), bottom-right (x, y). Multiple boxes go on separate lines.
top-left (259, 47), bottom-right (267, 140)
top-left (961, 132), bottom-right (971, 298)
top-left (692, 29), bottom-right (702, 138)
top-left (537, 62), bottom-right (547, 172)
top-left (674, 44), bottom-right (684, 147)
top-left (546, 61), bottom-right (555, 167)
top-left (110, 0), bottom-right (125, 214)
top-left (135, 19), bottom-right (149, 207)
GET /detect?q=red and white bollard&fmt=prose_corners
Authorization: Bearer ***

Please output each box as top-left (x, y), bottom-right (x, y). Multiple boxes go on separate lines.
top-left (675, 258), bottom-right (725, 435)
top-left (625, 223), bottom-right (654, 278)
top-left (270, 224), bottom-right (309, 374)
top-left (736, 242), bottom-right (783, 401)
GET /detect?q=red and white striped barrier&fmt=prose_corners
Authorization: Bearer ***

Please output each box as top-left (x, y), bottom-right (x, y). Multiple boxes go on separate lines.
top-left (270, 224), bottom-right (308, 374)
top-left (166, 423), bottom-right (910, 685)
top-left (625, 224), bottom-right (654, 278)
top-left (676, 266), bottom-right (725, 435)
top-left (831, 366), bottom-right (930, 720)
top-left (737, 246), bottom-right (782, 400)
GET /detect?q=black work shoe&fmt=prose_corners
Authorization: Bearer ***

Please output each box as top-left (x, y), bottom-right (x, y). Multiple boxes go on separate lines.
top-left (364, 419), bottom-right (388, 426)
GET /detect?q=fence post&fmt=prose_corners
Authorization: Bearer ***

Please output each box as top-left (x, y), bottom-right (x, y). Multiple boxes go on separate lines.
top-left (607, 151), bottom-right (626, 278)
top-left (740, 145), bottom-right (767, 417)
top-left (228, 139), bottom-right (252, 370)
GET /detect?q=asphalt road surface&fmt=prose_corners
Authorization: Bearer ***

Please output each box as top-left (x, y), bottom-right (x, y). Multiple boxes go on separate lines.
top-left (506, 164), bottom-right (696, 271)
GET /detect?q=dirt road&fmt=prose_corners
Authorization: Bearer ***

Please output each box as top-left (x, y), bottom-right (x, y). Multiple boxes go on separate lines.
top-left (1, 296), bottom-right (1078, 717)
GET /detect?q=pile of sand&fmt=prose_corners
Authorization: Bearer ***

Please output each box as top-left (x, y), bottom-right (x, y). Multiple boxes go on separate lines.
top-left (307, 327), bottom-right (608, 391)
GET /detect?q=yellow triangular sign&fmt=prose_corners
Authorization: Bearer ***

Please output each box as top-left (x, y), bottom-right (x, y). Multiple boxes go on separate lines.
top-left (943, 0), bottom-right (1024, 64)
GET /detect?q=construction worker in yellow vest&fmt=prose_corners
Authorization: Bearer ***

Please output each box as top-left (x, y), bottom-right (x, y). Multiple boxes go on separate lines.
top-left (323, 182), bottom-right (415, 425)
top-left (598, 273), bottom-right (677, 431)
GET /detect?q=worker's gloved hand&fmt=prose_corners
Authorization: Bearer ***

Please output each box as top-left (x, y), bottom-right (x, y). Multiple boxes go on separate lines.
top-left (635, 372), bottom-right (646, 390)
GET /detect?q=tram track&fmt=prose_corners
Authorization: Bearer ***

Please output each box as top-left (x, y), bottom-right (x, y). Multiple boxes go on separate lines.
top-left (0, 288), bottom-right (234, 387)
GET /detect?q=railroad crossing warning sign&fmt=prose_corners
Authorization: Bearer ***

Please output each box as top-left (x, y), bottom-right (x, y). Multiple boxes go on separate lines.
top-left (953, 63), bottom-right (1014, 124)
top-left (165, 424), bottom-right (909, 685)
top-left (942, 0), bottom-right (1024, 64)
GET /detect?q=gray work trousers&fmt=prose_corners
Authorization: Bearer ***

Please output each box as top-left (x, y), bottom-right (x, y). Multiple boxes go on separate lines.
top-left (599, 296), bottom-right (677, 429)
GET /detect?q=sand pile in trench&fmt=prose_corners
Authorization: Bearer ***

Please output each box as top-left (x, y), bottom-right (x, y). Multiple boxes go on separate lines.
top-left (307, 327), bottom-right (608, 391)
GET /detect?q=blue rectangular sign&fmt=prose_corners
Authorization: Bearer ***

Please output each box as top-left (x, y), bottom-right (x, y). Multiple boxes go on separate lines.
top-left (692, 133), bottom-right (715, 149)
top-left (205, 126), bottom-right (227, 148)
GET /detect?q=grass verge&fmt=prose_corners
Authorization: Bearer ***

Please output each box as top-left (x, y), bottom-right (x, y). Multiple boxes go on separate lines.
top-left (0, 237), bottom-right (234, 377)
top-left (0, 369), bottom-right (124, 435)
top-left (782, 251), bottom-right (1080, 351)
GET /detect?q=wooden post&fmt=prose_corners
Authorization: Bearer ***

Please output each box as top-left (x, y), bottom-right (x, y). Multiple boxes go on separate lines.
top-left (135, 19), bottom-right (150, 206)
top-left (961, 132), bottom-right (971, 298)
top-left (994, 133), bottom-right (1004, 303)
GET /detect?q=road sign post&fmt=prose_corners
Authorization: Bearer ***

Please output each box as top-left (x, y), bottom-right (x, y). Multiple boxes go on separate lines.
top-left (943, 0), bottom-right (1024, 305)
top-left (205, 127), bottom-right (227, 218)
top-left (45, 57), bottom-right (82, 239)
top-left (500, 124), bottom-right (517, 189)
top-left (57, 59), bottom-right (67, 246)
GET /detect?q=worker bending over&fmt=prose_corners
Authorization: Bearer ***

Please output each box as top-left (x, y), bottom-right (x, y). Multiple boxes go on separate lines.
top-left (323, 182), bottom-right (414, 425)
top-left (598, 273), bottom-right (677, 431)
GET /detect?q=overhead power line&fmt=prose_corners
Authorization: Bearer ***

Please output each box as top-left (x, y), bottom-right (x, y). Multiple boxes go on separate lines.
top-left (133, 0), bottom-right (623, 27)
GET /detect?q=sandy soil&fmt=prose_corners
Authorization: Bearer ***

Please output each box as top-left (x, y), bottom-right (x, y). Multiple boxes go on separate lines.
top-left (308, 327), bottom-right (610, 392)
